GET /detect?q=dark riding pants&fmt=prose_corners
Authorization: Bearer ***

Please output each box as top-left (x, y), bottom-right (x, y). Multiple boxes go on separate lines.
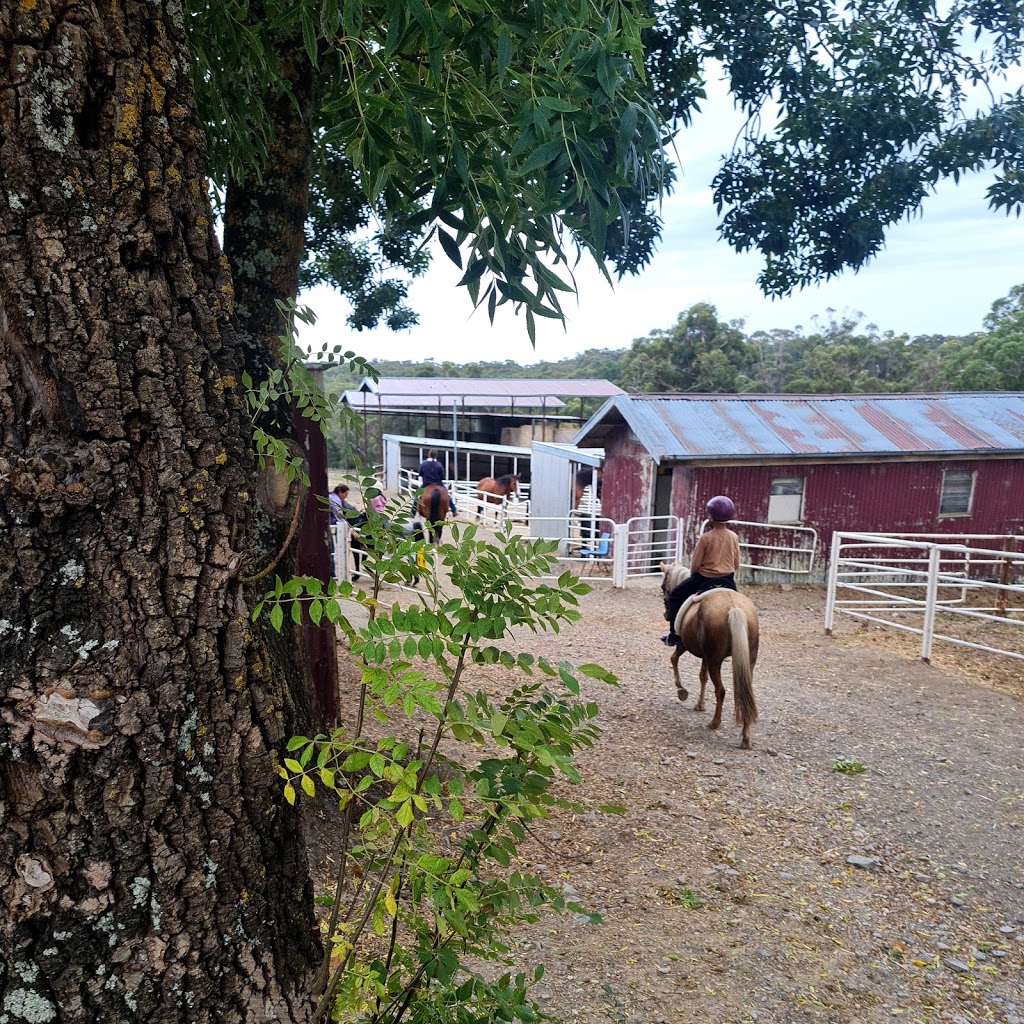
top-left (664, 573), bottom-right (737, 635)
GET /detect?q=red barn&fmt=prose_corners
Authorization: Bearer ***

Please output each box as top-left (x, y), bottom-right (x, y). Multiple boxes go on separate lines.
top-left (575, 393), bottom-right (1024, 573)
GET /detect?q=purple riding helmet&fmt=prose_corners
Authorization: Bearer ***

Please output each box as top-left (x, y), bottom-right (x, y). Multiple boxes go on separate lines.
top-left (706, 495), bottom-right (736, 522)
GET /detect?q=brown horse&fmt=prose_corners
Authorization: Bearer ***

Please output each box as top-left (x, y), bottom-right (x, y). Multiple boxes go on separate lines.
top-left (573, 468), bottom-right (602, 508)
top-left (476, 473), bottom-right (520, 504)
top-left (415, 482), bottom-right (450, 543)
top-left (660, 562), bottom-right (760, 749)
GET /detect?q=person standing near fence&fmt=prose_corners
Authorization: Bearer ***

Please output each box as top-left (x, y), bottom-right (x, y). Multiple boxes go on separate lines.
top-left (328, 483), bottom-right (365, 579)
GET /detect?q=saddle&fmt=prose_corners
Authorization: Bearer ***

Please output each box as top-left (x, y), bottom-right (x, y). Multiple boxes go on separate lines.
top-left (674, 581), bottom-right (739, 635)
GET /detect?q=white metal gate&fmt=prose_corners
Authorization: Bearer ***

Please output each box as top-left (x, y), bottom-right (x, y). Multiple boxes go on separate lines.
top-left (825, 531), bottom-right (1024, 662)
top-left (618, 516), bottom-right (683, 582)
top-left (616, 517), bottom-right (819, 586)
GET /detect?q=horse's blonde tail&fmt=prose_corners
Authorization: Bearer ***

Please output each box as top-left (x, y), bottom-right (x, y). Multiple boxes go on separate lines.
top-left (728, 607), bottom-right (758, 726)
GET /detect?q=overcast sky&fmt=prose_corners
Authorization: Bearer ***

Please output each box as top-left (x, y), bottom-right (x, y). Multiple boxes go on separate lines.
top-left (297, 75), bottom-right (1024, 367)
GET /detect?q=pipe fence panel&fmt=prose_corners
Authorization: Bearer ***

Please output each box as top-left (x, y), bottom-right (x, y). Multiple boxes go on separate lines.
top-left (825, 531), bottom-right (1024, 663)
top-left (621, 516), bottom-right (683, 581)
top-left (707, 519), bottom-right (819, 576)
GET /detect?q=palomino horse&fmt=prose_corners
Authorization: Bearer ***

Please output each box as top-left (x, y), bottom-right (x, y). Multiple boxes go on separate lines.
top-left (415, 482), bottom-right (450, 542)
top-left (660, 562), bottom-right (760, 749)
top-left (476, 473), bottom-right (520, 504)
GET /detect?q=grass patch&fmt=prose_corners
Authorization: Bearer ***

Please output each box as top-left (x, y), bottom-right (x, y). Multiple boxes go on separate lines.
top-left (673, 888), bottom-right (705, 910)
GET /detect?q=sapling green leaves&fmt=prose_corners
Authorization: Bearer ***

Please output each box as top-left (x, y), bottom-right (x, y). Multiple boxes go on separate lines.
top-left (264, 516), bottom-right (618, 1024)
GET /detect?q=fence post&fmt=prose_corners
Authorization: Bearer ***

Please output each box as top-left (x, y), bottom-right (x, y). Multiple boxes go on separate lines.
top-left (920, 543), bottom-right (941, 663)
top-left (996, 535), bottom-right (1013, 617)
top-left (333, 523), bottom-right (350, 584)
top-left (824, 532), bottom-right (843, 635)
top-left (612, 523), bottom-right (627, 588)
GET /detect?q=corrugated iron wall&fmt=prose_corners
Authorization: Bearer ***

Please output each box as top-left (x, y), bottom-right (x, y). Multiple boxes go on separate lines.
top-left (593, 422), bottom-right (1024, 581)
top-left (601, 433), bottom-right (654, 523)
top-left (680, 458), bottom-right (1024, 554)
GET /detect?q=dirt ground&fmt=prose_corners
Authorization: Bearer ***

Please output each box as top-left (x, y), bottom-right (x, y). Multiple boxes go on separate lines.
top-left (329, 576), bottom-right (1024, 1024)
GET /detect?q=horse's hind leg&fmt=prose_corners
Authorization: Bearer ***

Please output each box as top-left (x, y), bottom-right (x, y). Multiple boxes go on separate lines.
top-left (694, 661), bottom-right (709, 711)
top-left (706, 660), bottom-right (726, 731)
top-left (670, 649), bottom-right (689, 702)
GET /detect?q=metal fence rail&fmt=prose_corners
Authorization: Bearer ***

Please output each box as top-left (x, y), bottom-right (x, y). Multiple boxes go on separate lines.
top-left (332, 489), bottom-right (819, 592)
top-left (619, 516), bottom-right (683, 581)
top-left (702, 519), bottom-right (819, 577)
top-left (825, 531), bottom-right (1024, 663)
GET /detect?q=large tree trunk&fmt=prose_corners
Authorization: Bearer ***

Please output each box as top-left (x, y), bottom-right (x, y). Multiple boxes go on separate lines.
top-left (223, 45), bottom-right (339, 726)
top-left (0, 2), bottom-right (319, 1021)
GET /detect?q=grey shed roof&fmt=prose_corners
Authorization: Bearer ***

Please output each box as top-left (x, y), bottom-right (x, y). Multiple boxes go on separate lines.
top-left (574, 393), bottom-right (1024, 462)
top-left (340, 390), bottom-right (566, 410)
top-left (349, 376), bottom-right (624, 400)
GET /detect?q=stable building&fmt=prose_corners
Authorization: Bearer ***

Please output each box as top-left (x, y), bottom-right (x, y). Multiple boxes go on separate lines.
top-left (574, 392), bottom-right (1024, 558)
top-left (341, 376), bottom-right (623, 454)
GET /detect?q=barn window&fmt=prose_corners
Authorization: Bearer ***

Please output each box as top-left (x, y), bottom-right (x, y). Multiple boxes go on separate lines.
top-left (768, 476), bottom-right (805, 523)
top-left (939, 470), bottom-right (975, 517)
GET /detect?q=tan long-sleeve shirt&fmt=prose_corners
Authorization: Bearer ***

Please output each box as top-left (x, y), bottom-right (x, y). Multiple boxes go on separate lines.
top-left (690, 525), bottom-right (740, 578)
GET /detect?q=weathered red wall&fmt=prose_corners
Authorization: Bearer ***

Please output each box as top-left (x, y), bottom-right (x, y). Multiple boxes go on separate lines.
top-left (598, 422), bottom-right (1024, 577)
top-left (679, 458), bottom-right (1024, 553)
top-left (293, 374), bottom-right (339, 726)
top-left (601, 432), bottom-right (654, 523)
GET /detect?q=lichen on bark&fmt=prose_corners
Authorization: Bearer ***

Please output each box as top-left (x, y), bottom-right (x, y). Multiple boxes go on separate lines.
top-left (1, 3), bottom-right (319, 1021)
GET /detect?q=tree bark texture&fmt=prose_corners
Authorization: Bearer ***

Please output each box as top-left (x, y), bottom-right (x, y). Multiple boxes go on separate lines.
top-left (0, 2), bottom-right (319, 1021)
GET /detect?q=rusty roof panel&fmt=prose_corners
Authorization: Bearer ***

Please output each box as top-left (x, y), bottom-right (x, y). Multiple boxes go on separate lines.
top-left (575, 393), bottom-right (1024, 461)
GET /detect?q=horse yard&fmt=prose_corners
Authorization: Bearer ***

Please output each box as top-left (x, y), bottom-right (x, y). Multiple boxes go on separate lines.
top-left (331, 576), bottom-right (1024, 1024)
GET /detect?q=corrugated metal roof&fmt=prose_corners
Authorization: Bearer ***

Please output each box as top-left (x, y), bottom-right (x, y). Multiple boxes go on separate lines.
top-left (341, 390), bottom-right (566, 410)
top-left (354, 377), bottom-right (624, 399)
top-left (575, 393), bottom-right (1024, 462)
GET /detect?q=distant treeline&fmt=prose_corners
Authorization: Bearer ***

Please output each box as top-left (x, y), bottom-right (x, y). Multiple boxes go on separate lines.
top-left (324, 284), bottom-right (1024, 398)
top-left (323, 286), bottom-right (1024, 464)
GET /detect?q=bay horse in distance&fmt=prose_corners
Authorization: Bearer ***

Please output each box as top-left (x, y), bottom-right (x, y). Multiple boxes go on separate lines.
top-left (574, 468), bottom-right (602, 508)
top-left (476, 473), bottom-right (520, 505)
top-left (660, 562), bottom-right (760, 749)
top-left (416, 482), bottom-right (450, 542)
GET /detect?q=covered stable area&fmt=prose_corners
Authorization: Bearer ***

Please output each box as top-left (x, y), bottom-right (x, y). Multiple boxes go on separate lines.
top-left (382, 434), bottom-right (533, 498)
top-left (340, 376), bottom-right (623, 469)
top-left (381, 435), bottom-right (604, 519)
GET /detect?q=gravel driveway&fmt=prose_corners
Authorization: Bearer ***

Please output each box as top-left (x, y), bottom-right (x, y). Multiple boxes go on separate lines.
top-left (477, 580), bottom-right (1024, 1024)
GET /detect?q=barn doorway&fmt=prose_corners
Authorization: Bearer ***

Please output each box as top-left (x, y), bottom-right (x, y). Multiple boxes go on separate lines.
top-left (653, 465), bottom-right (673, 518)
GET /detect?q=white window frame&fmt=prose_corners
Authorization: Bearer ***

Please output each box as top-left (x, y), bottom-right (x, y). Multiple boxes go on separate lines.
top-left (768, 475), bottom-right (805, 524)
top-left (938, 469), bottom-right (976, 518)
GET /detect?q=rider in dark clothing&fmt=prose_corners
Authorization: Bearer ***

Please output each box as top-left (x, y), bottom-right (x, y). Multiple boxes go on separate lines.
top-left (417, 452), bottom-right (446, 486)
top-left (416, 449), bottom-right (457, 515)
top-left (662, 495), bottom-right (740, 646)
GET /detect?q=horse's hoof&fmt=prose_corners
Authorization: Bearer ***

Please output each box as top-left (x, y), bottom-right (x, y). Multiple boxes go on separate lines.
top-left (740, 740), bottom-right (751, 750)
top-left (676, 688), bottom-right (688, 702)
top-left (707, 721), bottom-right (720, 731)
top-left (694, 702), bottom-right (705, 712)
